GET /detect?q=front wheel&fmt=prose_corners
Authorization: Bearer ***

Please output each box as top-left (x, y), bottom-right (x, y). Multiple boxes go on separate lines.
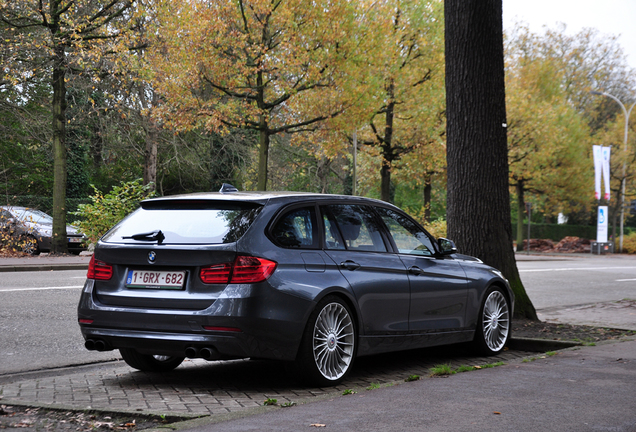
top-left (295, 296), bottom-right (356, 386)
top-left (473, 287), bottom-right (510, 355)
top-left (120, 348), bottom-right (184, 372)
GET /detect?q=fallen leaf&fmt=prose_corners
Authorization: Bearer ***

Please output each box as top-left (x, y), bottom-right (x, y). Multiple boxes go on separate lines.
top-left (493, 412), bottom-right (501, 415)
top-left (310, 423), bottom-right (326, 428)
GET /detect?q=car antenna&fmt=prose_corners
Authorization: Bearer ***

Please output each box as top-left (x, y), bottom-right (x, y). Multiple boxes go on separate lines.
top-left (219, 183), bottom-right (239, 193)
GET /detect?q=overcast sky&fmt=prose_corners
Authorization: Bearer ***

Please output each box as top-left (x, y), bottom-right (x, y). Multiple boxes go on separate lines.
top-left (503, 0), bottom-right (636, 70)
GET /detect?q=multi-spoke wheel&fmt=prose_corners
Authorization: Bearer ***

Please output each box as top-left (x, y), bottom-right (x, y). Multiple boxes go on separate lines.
top-left (296, 296), bottom-right (356, 386)
top-left (120, 348), bottom-right (184, 372)
top-left (473, 288), bottom-right (510, 355)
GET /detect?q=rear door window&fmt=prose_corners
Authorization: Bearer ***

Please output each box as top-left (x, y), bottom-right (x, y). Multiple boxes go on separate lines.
top-left (322, 204), bottom-right (388, 252)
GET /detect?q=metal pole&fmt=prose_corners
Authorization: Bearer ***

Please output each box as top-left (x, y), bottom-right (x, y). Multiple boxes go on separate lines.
top-left (590, 91), bottom-right (636, 253)
top-left (526, 202), bottom-right (531, 255)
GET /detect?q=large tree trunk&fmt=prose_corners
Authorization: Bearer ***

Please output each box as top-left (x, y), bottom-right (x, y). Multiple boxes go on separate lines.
top-left (51, 45), bottom-right (69, 254)
top-left (444, 0), bottom-right (537, 319)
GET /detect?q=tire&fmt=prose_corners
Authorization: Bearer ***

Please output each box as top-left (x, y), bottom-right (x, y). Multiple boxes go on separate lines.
top-left (295, 296), bottom-right (357, 386)
top-left (21, 236), bottom-right (40, 255)
top-left (473, 287), bottom-right (511, 355)
top-left (119, 348), bottom-right (185, 372)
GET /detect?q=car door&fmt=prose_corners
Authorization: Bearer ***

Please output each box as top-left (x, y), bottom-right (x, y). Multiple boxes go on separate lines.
top-left (321, 204), bottom-right (411, 335)
top-left (375, 207), bottom-right (469, 332)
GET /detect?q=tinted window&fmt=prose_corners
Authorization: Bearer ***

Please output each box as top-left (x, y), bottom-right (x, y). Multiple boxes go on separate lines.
top-left (102, 203), bottom-right (262, 244)
top-left (376, 207), bottom-right (435, 256)
top-left (323, 204), bottom-right (387, 252)
top-left (271, 206), bottom-right (318, 249)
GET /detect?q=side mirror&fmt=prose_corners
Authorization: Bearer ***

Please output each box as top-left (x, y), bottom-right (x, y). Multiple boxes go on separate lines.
top-left (438, 238), bottom-right (458, 255)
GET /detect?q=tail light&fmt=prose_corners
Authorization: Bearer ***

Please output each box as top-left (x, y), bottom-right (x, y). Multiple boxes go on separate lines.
top-left (200, 255), bottom-right (277, 284)
top-left (199, 263), bottom-right (233, 284)
top-left (87, 255), bottom-right (113, 280)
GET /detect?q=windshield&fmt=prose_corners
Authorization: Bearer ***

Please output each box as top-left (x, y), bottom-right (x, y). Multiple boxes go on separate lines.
top-left (14, 209), bottom-right (53, 224)
top-left (102, 203), bottom-right (262, 245)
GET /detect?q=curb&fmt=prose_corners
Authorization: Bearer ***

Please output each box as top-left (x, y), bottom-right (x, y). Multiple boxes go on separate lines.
top-left (0, 264), bottom-right (88, 272)
top-left (508, 337), bottom-right (581, 352)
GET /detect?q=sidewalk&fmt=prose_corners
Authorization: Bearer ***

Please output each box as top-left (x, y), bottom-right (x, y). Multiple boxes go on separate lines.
top-left (0, 253), bottom-right (91, 272)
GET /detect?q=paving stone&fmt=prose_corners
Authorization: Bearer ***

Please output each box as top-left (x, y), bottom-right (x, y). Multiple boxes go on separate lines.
top-left (0, 345), bottom-right (536, 418)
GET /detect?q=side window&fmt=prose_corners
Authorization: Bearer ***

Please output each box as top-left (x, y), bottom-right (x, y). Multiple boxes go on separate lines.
top-left (376, 207), bottom-right (436, 256)
top-left (323, 204), bottom-right (387, 252)
top-left (271, 207), bottom-right (318, 249)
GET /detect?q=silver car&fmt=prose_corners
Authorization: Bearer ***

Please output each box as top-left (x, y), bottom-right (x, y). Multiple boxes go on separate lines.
top-left (0, 206), bottom-right (87, 254)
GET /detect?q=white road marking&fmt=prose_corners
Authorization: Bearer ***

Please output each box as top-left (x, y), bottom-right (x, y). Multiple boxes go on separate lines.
top-left (519, 266), bottom-right (636, 273)
top-left (0, 286), bottom-right (84, 292)
top-left (615, 278), bottom-right (636, 282)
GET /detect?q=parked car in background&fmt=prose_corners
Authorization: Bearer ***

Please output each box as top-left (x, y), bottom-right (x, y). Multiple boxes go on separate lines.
top-left (78, 187), bottom-right (514, 386)
top-left (0, 206), bottom-right (87, 255)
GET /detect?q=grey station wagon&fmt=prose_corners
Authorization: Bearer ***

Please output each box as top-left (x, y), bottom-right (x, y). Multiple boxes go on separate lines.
top-left (78, 188), bottom-right (514, 386)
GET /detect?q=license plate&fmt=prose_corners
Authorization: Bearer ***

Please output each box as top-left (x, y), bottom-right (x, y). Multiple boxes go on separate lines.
top-left (126, 270), bottom-right (186, 289)
top-left (69, 237), bottom-right (83, 243)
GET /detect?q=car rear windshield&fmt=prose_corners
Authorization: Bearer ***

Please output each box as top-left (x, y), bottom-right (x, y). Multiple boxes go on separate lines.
top-left (101, 200), bottom-right (263, 245)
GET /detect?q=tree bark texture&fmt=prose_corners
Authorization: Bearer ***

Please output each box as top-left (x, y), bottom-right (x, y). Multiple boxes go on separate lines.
top-left (444, 0), bottom-right (537, 318)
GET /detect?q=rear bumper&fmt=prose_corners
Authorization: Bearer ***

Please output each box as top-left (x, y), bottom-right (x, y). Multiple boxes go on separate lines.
top-left (77, 279), bottom-right (313, 361)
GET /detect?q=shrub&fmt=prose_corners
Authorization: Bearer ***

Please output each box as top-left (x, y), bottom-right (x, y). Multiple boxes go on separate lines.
top-left (72, 179), bottom-right (156, 244)
top-left (622, 232), bottom-right (636, 254)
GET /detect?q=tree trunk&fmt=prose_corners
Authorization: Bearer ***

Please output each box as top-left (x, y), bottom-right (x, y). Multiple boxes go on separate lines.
top-left (423, 174), bottom-right (432, 223)
top-left (257, 126), bottom-right (270, 191)
top-left (51, 45), bottom-right (68, 254)
top-left (444, 0), bottom-right (537, 319)
top-left (515, 181), bottom-right (525, 252)
top-left (380, 81), bottom-right (396, 203)
top-left (143, 120), bottom-right (159, 192)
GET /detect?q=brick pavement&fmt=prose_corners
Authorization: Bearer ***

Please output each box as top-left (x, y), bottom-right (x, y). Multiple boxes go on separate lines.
top-left (0, 344), bottom-right (537, 420)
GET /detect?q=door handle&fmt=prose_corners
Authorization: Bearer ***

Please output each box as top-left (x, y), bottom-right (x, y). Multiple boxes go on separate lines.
top-left (409, 266), bottom-right (425, 276)
top-left (340, 260), bottom-right (361, 270)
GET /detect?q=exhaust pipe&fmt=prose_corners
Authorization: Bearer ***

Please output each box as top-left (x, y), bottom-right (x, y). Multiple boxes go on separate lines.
top-left (200, 346), bottom-right (220, 360)
top-left (185, 347), bottom-right (198, 358)
top-left (94, 340), bottom-right (107, 351)
top-left (85, 339), bottom-right (96, 350)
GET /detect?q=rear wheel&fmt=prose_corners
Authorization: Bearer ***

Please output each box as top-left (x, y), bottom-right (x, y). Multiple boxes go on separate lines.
top-left (120, 348), bottom-right (185, 372)
top-left (296, 296), bottom-right (356, 386)
top-left (473, 287), bottom-right (510, 355)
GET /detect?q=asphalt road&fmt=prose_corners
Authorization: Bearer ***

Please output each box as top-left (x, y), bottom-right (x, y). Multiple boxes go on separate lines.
top-left (1, 254), bottom-right (635, 376)
top-left (0, 270), bottom-right (119, 375)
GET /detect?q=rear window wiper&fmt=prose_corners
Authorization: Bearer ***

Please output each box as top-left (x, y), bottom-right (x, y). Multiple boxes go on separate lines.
top-left (122, 230), bottom-right (165, 244)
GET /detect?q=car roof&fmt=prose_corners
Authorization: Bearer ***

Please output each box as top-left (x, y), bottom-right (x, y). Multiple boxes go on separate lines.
top-left (142, 191), bottom-right (391, 206)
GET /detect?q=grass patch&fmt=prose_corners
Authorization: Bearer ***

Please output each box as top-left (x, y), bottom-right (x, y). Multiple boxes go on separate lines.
top-left (263, 398), bottom-right (277, 406)
top-left (366, 383), bottom-right (381, 390)
top-left (429, 364), bottom-right (456, 377)
top-left (342, 389), bottom-right (357, 395)
top-left (405, 374), bottom-right (421, 382)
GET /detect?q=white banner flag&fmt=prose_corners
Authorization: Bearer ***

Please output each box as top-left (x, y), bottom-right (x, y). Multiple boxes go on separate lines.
top-left (601, 146), bottom-right (611, 201)
top-left (593, 145), bottom-right (603, 200)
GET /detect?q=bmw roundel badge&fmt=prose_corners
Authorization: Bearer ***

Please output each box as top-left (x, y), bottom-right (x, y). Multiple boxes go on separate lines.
top-left (148, 251), bottom-right (157, 263)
